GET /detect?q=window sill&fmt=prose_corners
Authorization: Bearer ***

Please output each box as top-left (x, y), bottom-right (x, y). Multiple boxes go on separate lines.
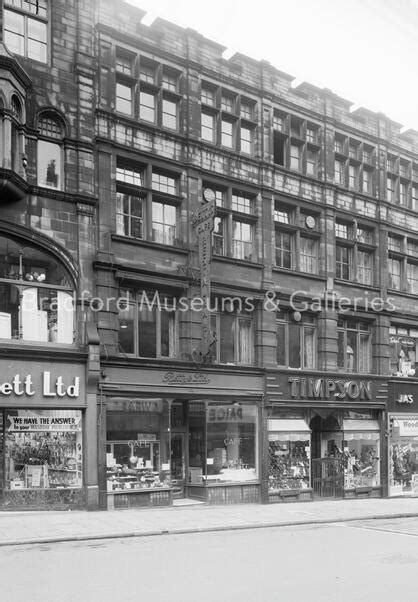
top-left (334, 278), bottom-right (380, 291)
top-left (111, 234), bottom-right (189, 254)
top-left (0, 339), bottom-right (77, 349)
top-left (212, 254), bottom-right (263, 269)
top-left (387, 288), bottom-right (418, 299)
top-left (273, 267), bottom-right (326, 281)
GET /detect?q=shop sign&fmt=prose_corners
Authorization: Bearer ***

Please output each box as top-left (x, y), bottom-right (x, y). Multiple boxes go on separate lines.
top-left (395, 419), bottom-right (418, 437)
top-left (107, 398), bottom-right (163, 413)
top-left (207, 405), bottom-right (255, 423)
top-left (389, 382), bottom-right (418, 412)
top-left (192, 198), bottom-right (216, 360)
top-left (7, 411), bottom-right (82, 432)
top-left (0, 372), bottom-right (79, 399)
top-left (162, 372), bottom-right (211, 385)
top-left (288, 377), bottom-right (371, 400)
top-left (397, 394), bottom-right (414, 405)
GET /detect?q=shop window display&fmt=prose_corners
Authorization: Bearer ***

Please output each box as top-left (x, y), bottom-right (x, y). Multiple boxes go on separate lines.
top-left (389, 418), bottom-right (418, 495)
top-left (322, 427), bottom-right (380, 489)
top-left (0, 234), bottom-right (74, 343)
top-left (106, 402), bottom-right (172, 492)
top-left (5, 410), bottom-right (82, 490)
top-left (389, 327), bottom-right (418, 377)
top-left (268, 435), bottom-right (311, 491)
top-left (205, 403), bottom-right (258, 483)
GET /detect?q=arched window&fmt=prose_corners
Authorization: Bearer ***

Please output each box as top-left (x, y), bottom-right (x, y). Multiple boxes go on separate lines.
top-left (37, 113), bottom-right (65, 190)
top-left (0, 233), bottom-right (74, 344)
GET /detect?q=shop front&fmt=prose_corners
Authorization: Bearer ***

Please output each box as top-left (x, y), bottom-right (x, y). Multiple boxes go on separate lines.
top-left (265, 371), bottom-right (387, 502)
top-left (388, 380), bottom-right (418, 497)
top-left (99, 365), bottom-right (263, 509)
top-left (0, 359), bottom-right (92, 510)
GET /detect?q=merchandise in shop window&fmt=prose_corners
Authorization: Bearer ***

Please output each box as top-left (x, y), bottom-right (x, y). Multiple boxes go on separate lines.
top-left (325, 438), bottom-right (380, 488)
top-left (5, 410), bottom-right (82, 490)
top-left (389, 418), bottom-right (418, 494)
top-left (205, 404), bottom-right (258, 483)
top-left (268, 438), bottom-right (310, 491)
top-left (106, 439), bottom-right (171, 491)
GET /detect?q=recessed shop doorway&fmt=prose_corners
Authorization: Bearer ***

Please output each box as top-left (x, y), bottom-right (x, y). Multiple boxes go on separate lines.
top-left (310, 412), bottom-right (344, 498)
top-left (170, 400), bottom-right (188, 498)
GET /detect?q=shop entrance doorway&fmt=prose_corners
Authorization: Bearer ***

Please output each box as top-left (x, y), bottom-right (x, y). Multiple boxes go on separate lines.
top-left (310, 412), bottom-right (344, 499)
top-left (170, 432), bottom-right (186, 498)
top-left (312, 458), bottom-right (344, 498)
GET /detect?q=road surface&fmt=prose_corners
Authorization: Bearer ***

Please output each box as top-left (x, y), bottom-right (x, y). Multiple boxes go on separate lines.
top-left (2, 518), bottom-right (418, 602)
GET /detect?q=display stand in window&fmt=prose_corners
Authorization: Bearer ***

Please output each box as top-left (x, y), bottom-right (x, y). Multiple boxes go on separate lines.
top-left (268, 419), bottom-right (312, 502)
top-left (389, 417), bottom-right (418, 496)
top-left (5, 410), bottom-right (83, 491)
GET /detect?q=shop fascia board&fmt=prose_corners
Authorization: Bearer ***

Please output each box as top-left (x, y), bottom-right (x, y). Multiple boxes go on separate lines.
top-left (99, 382), bottom-right (263, 400)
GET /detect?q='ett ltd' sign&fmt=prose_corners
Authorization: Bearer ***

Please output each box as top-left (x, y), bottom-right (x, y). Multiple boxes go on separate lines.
top-left (0, 372), bottom-right (80, 399)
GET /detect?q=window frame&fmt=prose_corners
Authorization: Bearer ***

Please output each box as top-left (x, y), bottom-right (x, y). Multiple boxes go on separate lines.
top-left (337, 319), bottom-right (371, 374)
top-left (37, 113), bottom-right (65, 191)
top-left (116, 159), bottom-right (181, 247)
top-left (0, 232), bottom-right (75, 345)
top-left (210, 310), bottom-right (254, 366)
top-left (118, 289), bottom-right (178, 358)
top-left (335, 219), bottom-right (376, 285)
top-left (276, 312), bottom-right (317, 369)
top-left (4, 1), bottom-right (48, 64)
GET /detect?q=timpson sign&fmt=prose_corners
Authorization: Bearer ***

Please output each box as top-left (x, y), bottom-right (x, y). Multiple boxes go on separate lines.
top-left (288, 377), bottom-right (372, 401)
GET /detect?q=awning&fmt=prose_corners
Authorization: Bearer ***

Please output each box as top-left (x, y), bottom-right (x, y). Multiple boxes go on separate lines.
top-left (394, 419), bottom-right (418, 437)
top-left (343, 420), bottom-right (380, 431)
top-left (268, 419), bottom-right (310, 442)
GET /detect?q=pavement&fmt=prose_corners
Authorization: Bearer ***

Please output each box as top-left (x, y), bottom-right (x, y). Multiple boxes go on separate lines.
top-left (0, 496), bottom-right (417, 547)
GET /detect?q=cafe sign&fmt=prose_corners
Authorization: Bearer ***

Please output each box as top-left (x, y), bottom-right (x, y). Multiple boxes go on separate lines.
top-left (288, 377), bottom-right (372, 400)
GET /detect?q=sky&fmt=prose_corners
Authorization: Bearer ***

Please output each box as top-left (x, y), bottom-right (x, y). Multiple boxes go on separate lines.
top-left (126, 0), bottom-right (418, 131)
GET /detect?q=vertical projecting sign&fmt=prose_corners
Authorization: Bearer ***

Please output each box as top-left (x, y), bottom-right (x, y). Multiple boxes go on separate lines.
top-left (191, 188), bottom-right (216, 360)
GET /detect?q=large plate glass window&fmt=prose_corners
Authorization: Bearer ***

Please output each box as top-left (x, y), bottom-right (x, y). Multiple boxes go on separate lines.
top-left (5, 410), bottom-right (82, 490)
top-left (0, 233), bottom-right (74, 344)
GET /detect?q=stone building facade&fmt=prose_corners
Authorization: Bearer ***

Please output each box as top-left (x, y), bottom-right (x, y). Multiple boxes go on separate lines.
top-left (1, 0), bottom-right (418, 509)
